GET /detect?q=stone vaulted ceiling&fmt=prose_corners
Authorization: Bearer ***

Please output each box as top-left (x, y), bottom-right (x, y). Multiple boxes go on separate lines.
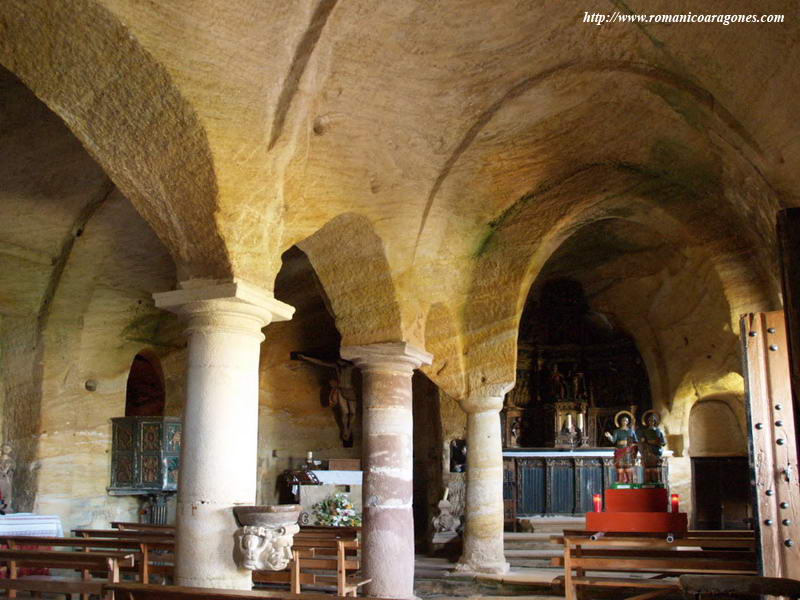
top-left (0, 0), bottom-right (797, 398)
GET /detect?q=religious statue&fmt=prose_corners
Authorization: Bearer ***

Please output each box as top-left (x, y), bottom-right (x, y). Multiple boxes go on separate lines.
top-left (292, 352), bottom-right (358, 447)
top-left (509, 416), bottom-right (522, 447)
top-left (549, 364), bottom-right (567, 401)
top-left (639, 410), bottom-right (667, 484)
top-left (431, 489), bottom-right (460, 534)
top-left (569, 370), bottom-right (586, 401)
top-left (604, 411), bottom-right (638, 484)
top-left (0, 443), bottom-right (15, 511)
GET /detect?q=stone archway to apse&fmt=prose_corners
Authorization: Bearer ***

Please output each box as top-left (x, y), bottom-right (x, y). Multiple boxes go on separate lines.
top-left (508, 250), bottom-right (655, 451)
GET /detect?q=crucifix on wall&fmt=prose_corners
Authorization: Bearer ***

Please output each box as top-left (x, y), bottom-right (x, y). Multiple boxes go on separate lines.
top-left (291, 352), bottom-right (358, 447)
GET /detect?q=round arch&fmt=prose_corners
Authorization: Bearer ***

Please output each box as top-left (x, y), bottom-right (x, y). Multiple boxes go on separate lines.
top-left (296, 213), bottom-right (406, 347)
top-left (0, 0), bottom-right (230, 280)
top-left (125, 351), bottom-right (166, 417)
top-left (688, 396), bottom-right (747, 457)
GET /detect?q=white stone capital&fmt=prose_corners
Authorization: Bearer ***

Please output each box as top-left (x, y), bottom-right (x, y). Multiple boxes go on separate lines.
top-left (460, 382), bottom-right (514, 414)
top-left (341, 341), bottom-right (432, 374)
top-left (153, 278), bottom-right (294, 336)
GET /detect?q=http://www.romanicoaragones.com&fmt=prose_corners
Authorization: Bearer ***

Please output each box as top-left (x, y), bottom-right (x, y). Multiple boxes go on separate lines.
top-left (583, 11), bottom-right (785, 26)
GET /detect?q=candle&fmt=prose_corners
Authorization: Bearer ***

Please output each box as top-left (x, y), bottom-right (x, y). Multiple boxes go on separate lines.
top-left (593, 493), bottom-right (602, 512)
top-left (577, 413), bottom-right (584, 431)
top-left (671, 494), bottom-right (680, 513)
top-left (566, 413), bottom-right (573, 430)
top-left (443, 488), bottom-right (449, 501)
top-left (306, 451), bottom-right (313, 461)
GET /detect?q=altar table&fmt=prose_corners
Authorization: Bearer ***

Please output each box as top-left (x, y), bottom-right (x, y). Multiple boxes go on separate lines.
top-left (0, 513), bottom-right (64, 537)
top-left (0, 513), bottom-right (63, 578)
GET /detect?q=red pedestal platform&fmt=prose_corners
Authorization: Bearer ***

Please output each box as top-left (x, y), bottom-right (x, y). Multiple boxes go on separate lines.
top-left (586, 487), bottom-right (688, 533)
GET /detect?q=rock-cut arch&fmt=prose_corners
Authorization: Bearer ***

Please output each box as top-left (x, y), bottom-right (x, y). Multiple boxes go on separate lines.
top-left (0, 0), bottom-right (231, 280)
top-left (297, 213), bottom-right (404, 347)
top-left (688, 396), bottom-right (747, 457)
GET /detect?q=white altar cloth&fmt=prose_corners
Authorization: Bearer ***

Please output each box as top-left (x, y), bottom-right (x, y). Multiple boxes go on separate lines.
top-left (310, 470), bottom-right (362, 485)
top-left (0, 513), bottom-right (64, 537)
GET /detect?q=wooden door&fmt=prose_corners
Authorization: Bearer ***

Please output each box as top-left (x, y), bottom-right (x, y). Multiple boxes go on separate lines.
top-left (741, 312), bottom-right (800, 578)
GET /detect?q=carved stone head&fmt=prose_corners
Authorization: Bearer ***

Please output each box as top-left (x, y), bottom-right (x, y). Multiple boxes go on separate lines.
top-left (234, 523), bottom-right (300, 571)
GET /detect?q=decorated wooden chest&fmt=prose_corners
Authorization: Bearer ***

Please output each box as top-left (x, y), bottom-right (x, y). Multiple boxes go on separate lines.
top-left (109, 416), bottom-right (181, 494)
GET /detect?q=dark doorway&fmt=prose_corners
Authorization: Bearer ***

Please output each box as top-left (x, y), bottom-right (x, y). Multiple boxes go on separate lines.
top-left (412, 372), bottom-right (443, 551)
top-left (125, 352), bottom-right (165, 416)
top-left (691, 457), bottom-right (752, 529)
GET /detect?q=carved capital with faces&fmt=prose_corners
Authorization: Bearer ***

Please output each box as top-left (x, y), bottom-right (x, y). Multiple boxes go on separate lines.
top-left (233, 523), bottom-right (300, 571)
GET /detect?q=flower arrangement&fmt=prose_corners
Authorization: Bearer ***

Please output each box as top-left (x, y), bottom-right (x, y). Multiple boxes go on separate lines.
top-left (312, 492), bottom-right (362, 527)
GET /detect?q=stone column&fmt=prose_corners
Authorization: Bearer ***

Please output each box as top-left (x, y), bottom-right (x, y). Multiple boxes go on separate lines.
top-left (341, 342), bottom-right (432, 600)
top-left (457, 384), bottom-right (512, 574)
top-left (154, 279), bottom-right (294, 589)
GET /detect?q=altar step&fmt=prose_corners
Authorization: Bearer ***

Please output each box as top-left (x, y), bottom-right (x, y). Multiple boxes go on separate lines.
top-left (504, 548), bottom-right (561, 568)
top-left (505, 517), bottom-right (584, 550)
top-left (415, 556), bottom-right (562, 599)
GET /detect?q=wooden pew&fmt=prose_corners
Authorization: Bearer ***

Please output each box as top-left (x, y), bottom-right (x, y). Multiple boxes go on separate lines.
top-left (0, 548), bottom-right (134, 599)
top-left (254, 530), bottom-right (368, 596)
top-left (553, 532), bottom-right (758, 600)
top-left (111, 522), bottom-right (175, 534)
top-left (289, 539), bottom-right (370, 597)
top-left (106, 582), bottom-right (383, 600)
top-left (74, 528), bottom-right (177, 541)
top-left (4, 534), bottom-right (174, 584)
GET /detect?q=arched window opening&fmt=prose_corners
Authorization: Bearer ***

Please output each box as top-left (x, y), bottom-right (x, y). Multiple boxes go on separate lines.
top-left (125, 352), bottom-right (165, 417)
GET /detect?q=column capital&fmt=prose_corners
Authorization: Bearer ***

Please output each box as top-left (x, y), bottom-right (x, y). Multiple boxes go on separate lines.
top-left (341, 341), bottom-right (432, 374)
top-left (460, 382), bottom-right (514, 414)
top-left (153, 278), bottom-right (295, 331)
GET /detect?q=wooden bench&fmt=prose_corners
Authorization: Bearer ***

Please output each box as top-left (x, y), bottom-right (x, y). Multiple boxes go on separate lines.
top-left (255, 530), bottom-right (368, 596)
top-left (106, 582), bottom-right (383, 600)
top-left (74, 528), bottom-right (177, 541)
top-left (0, 548), bottom-right (134, 599)
top-left (290, 539), bottom-right (370, 596)
top-left (553, 532), bottom-right (758, 600)
top-left (58, 532), bottom-right (175, 583)
top-left (111, 522), bottom-right (175, 534)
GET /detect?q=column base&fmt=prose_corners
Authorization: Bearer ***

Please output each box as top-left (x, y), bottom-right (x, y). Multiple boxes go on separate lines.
top-left (454, 557), bottom-right (510, 575)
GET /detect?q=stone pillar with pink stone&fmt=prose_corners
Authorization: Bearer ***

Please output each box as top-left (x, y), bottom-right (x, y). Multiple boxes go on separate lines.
top-left (154, 279), bottom-right (294, 589)
top-left (341, 342), bottom-right (432, 600)
top-left (457, 383), bottom-right (513, 574)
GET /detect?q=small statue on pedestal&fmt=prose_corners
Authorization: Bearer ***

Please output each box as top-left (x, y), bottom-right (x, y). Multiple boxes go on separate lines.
top-left (550, 364), bottom-right (567, 401)
top-left (639, 410), bottom-right (667, 484)
top-left (432, 489), bottom-right (460, 535)
top-left (605, 411), bottom-right (638, 484)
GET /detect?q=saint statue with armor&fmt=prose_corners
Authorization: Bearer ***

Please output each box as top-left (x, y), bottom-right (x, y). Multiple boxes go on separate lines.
top-left (639, 410), bottom-right (667, 484)
top-left (604, 411), bottom-right (637, 484)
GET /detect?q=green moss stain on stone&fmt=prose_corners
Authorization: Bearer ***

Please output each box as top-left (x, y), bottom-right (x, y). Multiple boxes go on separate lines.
top-left (121, 310), bottom-right (181, 349)
top-left (646, 82), bottom-right (706, 132)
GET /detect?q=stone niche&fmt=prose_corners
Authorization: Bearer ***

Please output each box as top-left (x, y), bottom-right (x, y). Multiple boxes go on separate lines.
top-left (688, 399), bottom-right (746, 457)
